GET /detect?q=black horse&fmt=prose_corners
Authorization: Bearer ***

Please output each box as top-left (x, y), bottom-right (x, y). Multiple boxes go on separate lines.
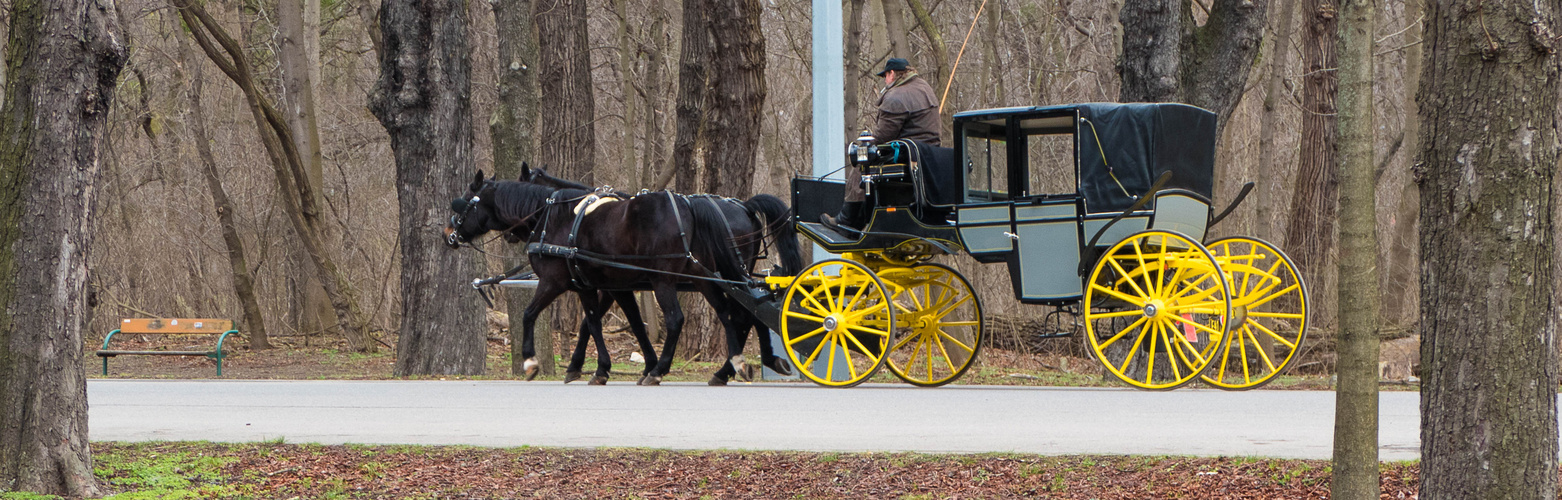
top-left (445, 170), bottom-right (799, 385)
top-left (516, 165), bottom-right (802, 384)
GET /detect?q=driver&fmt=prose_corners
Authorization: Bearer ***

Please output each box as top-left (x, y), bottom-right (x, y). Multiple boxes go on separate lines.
top-left (822, 57), bottom-right (942, 233)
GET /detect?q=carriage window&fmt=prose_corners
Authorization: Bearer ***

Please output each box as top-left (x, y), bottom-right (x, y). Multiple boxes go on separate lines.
top-left (1026, 133), bottom-right (1074, 196)
top-left (963, 129), bottom-right (1009, 202)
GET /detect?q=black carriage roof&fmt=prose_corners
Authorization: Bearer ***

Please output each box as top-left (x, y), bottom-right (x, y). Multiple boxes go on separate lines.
top-left (954, 102), bottom-right (1217, 213)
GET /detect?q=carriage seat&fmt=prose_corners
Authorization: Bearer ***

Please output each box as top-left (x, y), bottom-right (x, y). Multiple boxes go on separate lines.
top-left (878, 140), bottom-right (959, 224)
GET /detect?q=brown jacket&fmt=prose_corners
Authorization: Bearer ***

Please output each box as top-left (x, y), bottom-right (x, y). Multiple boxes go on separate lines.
top-left (871, 74), bottom-right (941, 146)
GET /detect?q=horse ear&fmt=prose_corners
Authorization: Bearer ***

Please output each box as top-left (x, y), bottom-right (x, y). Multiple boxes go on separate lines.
top-left (520, 162), bottom-right (531, 180)
top-left (470, 171), bottom-right (485, 191)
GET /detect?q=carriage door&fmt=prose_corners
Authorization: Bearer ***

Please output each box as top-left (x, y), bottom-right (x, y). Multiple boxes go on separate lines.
top-left (1006, 115), bottom-right (1083, 302)
top-left (955, 117), bottom-right (1014, 262)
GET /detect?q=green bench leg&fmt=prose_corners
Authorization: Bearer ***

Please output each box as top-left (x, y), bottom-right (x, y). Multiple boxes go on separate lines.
top-left (101, 329), bottom-right (120, 376)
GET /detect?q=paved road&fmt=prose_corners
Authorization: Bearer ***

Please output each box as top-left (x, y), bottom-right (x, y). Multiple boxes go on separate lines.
top-left (90, 379), bottom-right (1422, 460)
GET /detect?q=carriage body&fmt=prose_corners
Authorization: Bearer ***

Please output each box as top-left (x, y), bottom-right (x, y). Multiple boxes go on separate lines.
top-left (781, 102), bottom-right (1309, 390)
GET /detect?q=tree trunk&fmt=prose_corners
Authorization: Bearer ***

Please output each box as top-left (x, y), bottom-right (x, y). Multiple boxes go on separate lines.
top-left (701, 0), bottom-right (765, 198)
top-left (613, 0), bottom-right (638, 191)
top-left (369, 0), bottom-right (488, 375)
top-left (1255, 0), bottom-right (1298, 241)
top-left (1281, 0), bottom-right (1337, 336)
top-left (534, 0), bottom-right (595, 337)
top-left (879, 0), bottom-right (909, 60)
top-left (183, 37), bottom-right (270, 350)
top-left (176, 1), bottom-right (377, 353)
top-left (1418, 0), bottom-right (1560, 497)
top-left (489, 0), bottom-right (552, 375)
top-left (902, 0), bottom-right (951, 137)
top-left (844, 0), bottom-right (866, 132)
top-left (278, 0), bottom-right (336, 344)
top-left (535, 0), bottom-right (596, 183)
top-left (1330, 0), bottom-right (1377, 497)
top-left (1118, 0), bottom-right (1268, 138)
top-left (668, 0), bottom-right (709, 193)
top-left (0, 0), bottom-right (125, 494)
top-left (1381, 1), bottom-right (1422, 330)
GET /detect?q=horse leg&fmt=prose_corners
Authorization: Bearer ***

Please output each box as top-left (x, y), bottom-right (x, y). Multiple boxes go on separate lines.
top-left (521, 281), bottom-right (568, 381)
top-left (752, 315), bottom-right (792, 376)
top-left (577, 291), bottom-right (611, 385)
top-left (562, 291), bottom-right (601, 384)
top-left (700, 289), bottom-right (746, 386)
top-left (610, 291), bottom-right (659, 377)
top-left (641, 283), bottom-right (683, 386)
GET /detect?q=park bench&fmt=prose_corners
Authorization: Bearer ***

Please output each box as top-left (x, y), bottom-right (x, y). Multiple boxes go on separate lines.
top-left (97, 318), bottom-right (240, 376)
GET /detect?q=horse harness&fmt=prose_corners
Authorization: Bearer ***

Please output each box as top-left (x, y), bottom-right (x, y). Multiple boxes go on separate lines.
top-left (525, 189), bottom-right (751, 290)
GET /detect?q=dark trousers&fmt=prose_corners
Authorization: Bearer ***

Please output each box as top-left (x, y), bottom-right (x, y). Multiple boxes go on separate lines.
top-left (844, 167), bottom-right (865, 202)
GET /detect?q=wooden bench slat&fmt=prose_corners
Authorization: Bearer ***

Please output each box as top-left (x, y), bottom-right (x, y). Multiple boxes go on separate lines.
top-left (118, 318), bottom-right (234, 334)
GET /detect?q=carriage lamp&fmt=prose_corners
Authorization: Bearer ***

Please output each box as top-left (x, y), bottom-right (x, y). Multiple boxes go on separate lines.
top-left (849, 130), bottom-right (876, 166)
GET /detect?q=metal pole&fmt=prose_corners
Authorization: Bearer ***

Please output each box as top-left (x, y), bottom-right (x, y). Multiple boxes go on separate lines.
top-left (810, 0), bottom-right (844, 265)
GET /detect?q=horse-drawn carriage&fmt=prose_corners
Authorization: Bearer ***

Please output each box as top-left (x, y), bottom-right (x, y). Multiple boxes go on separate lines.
top-left (452, 101), bottom-right (1307, 391)
top-left (766, 102), bottom-right (1309, 389)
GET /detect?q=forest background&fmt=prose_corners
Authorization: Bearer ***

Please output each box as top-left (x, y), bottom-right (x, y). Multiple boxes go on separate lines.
top-left (34, 0), bottom-right (1428, 369)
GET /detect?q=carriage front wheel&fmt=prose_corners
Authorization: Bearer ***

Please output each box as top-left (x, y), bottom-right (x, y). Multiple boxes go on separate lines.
top-left (780, 259), bottom-right (898, 388)
top-left (1082, 230), bottom-right (1232, 390)
top-left (1200, 237), bottom-right (1309, 390)
top-left (881, 264), bottom-right (984, 387)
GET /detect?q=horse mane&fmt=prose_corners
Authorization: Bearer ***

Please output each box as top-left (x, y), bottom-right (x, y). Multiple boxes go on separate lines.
top-left (531, 169), bottom-right (593, 191)
top-left (487, 181), bottom-right (566, 227)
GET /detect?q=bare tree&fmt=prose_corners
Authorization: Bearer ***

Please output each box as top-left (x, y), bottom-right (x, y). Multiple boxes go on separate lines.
top-left (534, 0), bottom-right (595, 340)
top-left (535, 0), bottom-right (596, 183)
top-left (490, 0), bottom-right (553, 375)
top-left (1331, 0), bottom-right (1377, 496)
top-left (278, 0), bottom-right (336, 342)
top-left (701, 0), bottom-right (766, 197)
top-left (1282, 0), bottom-right (1338, 334)
top-left (183, 36), bottom-right (270, 350)
top-left (1418, 0), bottom-right (1560, 497)
top-left (370, 0), bottom-right (488, 375)
top-left (175, 0), bottom-right (377, 352)
top-left (0, 0), bottom-right (125, 494)
top-left (879, 0), bottom-right (909, 61)
top-left (1255, 0), bottom-right (1298, 240)
top-left (668, 0), bottom-right (710, 193)
top-left (1118, 0), bottom-right (1269, 137)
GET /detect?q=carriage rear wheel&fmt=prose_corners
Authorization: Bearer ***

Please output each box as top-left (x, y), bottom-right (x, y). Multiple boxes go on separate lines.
top-left (1200, 237), bottom-right (1309, 390)
top-left (882, 263), bottom-right (984, 387)
top-left (1082, 230), bottom-right (1232, 390)
top-left (780, 259), bottom-right (897, 388)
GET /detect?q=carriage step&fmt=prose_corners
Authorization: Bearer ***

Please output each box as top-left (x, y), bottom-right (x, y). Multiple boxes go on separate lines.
top-left (798, 222), bottom-right (859, 245)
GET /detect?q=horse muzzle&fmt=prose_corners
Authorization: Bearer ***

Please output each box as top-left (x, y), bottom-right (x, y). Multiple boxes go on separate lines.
top-left (443, 225), bottom-right (463, 248)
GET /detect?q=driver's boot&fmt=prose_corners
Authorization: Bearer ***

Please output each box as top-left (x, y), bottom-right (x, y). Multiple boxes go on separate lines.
top-left (821, 201), bottom-right (867, 234)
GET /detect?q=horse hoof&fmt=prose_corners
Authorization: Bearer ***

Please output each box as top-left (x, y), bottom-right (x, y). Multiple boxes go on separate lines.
top-left (764, 357), bottom-right (793, 377)
top-left (588, 376), bottom-right (609, 385)
top-left (730, 355), bottom-right (751, 382)
top-left (563, 371), bottom-right (582, 384)
top-left (639, 375), bottom-right (662, 386)
top-left (708, 375), bottom-right (728, 386)
top-left (523, 358), bottom-right (540, 381)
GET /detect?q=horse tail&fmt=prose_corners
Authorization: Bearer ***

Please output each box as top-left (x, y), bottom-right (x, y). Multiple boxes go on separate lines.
top-left (684, 195), bottom-right (752, 283)
top-left (742, 194), bottom-right (802, 276)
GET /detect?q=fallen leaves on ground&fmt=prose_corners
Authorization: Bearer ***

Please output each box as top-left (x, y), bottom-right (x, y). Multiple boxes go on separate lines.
top-left (93, 442), bottom-right (1423, 499)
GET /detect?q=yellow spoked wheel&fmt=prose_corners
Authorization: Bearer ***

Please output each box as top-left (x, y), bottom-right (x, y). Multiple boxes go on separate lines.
top-left (1200, 237), bottom-right (1309, 390)
top-left (1083, 230), bottom-right (1232, 390)
top-left (882, 263), bottom-right (984, 387)
top-left (780, 259), bottom-right (897, 388)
